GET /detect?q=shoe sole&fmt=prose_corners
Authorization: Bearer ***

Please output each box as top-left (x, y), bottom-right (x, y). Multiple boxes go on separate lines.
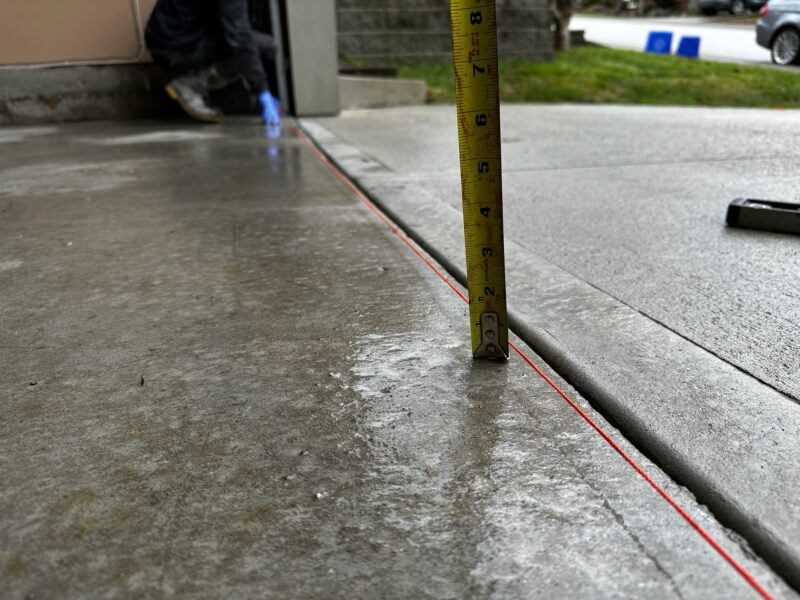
top-left (165, 84), bottom-right (224, 123)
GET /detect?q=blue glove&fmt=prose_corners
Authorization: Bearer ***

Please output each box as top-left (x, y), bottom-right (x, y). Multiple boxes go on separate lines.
top-left (258, 91), bottom-right (281, 126)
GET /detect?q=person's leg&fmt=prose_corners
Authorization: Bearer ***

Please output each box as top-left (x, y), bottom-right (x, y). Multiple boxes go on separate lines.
top-left (159, 39), bottom-right (242, 122)
top-left (161, 32), bottom-right (278, 122)
top-left (252, 31), bottom-right (280, 96)
top-left (252, 31), bottom-right (277, 63)
top-left (168, 61), bottom-right (246, 121)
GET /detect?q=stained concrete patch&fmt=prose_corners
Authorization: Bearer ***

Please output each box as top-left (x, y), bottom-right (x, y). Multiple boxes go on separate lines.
top-left (0, 161), bottom-right (146, 196)
top-left (0, 127), bottom-right (58, 144)
top-left (0, 259), bottom-right (23, 272)
top-left (84, 131), bottom-right (225, 146)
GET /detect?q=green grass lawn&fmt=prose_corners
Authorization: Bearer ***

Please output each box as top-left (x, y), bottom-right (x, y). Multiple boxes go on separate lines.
top-left (398, 46), bottom-right (800, 108)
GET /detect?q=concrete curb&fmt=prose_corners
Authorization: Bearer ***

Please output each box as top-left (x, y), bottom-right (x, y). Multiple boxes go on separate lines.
top-left (299, 118), bottom-right (800, 593)
top-left (339, 76), bottom-right (427, 110)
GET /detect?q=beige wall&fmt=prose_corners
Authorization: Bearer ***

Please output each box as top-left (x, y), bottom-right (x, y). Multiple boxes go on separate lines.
top-left (0, 0), bottom-right (157, 65)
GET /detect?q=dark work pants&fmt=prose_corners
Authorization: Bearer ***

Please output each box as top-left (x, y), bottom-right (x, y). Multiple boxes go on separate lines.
top-left (151, 32), bottom-right (276, 90)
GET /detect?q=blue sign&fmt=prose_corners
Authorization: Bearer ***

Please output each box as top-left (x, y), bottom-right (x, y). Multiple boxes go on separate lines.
top-left (676, 36), bottom-right (701, 59)
top-left (645, 31), bottom-right (673, 54)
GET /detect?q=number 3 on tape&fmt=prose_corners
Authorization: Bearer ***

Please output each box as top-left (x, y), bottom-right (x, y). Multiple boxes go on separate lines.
top-left (449, 0), bottom-right (509, 360)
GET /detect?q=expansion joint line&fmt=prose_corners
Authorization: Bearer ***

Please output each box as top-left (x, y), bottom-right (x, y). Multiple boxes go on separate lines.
top-left (292, 122), bottom-right (773, 600)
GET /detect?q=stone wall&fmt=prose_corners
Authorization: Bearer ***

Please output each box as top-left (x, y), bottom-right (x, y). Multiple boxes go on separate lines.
top-left (337, 0), bottom-right (553, 66)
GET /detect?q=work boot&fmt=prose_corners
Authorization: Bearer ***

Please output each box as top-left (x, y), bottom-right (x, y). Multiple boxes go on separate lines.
top-left (165, 79), bottom-right (223, 122)
top-left (165, 61), bottom-right (241, 123)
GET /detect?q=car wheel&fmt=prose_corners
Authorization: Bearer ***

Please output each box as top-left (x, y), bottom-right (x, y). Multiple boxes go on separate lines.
top-left (730, 0), bottom-right (746, 14)
top-left (772, 28), bottom-right (800, 65)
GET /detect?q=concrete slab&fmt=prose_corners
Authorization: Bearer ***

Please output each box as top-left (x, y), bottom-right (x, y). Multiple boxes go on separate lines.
top-left (302, 105), bottom-right (800, 590)
top-left (0, 120), bottom-right (795, 598)
top-left (339, 76), bottom-right (427, 110)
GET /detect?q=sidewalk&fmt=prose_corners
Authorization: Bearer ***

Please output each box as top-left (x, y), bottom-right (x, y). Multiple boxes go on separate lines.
top-left (0, 120), bottom-right (793, 598)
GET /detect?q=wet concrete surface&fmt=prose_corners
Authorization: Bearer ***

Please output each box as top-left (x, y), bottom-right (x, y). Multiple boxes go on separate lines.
top-left (307, 105), bottom-right (800, 402)
top-left (303, 106), bottom-right (800, 590)
top-left (0, 120), bottom-right (796, 598)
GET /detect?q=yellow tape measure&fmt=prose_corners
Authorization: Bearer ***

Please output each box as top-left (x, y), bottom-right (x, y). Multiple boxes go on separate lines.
top-left (449, 0), bottom-right (509, 359)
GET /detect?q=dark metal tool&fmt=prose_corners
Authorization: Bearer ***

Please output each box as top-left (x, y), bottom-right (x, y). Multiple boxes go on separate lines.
top-left (726, 198), bottom-right (800, 235)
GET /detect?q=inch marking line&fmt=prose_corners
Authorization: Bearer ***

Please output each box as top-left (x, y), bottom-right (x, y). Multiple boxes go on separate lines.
top-left (293, 121), bottom-right (774, 600)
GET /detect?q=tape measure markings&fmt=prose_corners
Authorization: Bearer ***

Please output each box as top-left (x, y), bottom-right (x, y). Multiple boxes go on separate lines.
top-left (450, 0), bottom-right (509, 359)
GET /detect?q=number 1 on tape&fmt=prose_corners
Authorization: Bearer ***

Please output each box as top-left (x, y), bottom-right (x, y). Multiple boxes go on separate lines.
top-left (449, 0), bottom-right (509, 359)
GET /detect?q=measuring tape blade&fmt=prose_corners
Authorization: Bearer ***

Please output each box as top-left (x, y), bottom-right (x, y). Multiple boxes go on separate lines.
top-left (449, 0), bottom-right (509, 360)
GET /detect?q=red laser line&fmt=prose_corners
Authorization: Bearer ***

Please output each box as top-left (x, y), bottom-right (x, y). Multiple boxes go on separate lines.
top-left (294, 124), bottom-right (773, 600)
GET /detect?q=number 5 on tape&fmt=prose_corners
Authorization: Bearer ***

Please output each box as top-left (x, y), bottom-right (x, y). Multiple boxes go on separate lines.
top-left (449, 0), bottom-right (509, 360)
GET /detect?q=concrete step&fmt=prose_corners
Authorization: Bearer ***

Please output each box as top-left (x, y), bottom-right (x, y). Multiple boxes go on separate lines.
top-left (339, 75), bottom-right (427, 110)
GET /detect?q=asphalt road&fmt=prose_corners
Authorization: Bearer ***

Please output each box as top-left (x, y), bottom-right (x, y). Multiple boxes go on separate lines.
top-left (311, 104), bottom-right (800, 402)
top-left (572, 15), bottom-right (772, 64)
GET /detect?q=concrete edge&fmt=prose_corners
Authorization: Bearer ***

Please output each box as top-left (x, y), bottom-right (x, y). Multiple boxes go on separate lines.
top-left (339, 76), bottom-right (427, 110)
top-left (0, 65), bottom-right (257, 124)
top-left (297, 118), bottom-right (800, 593)
top-left (0, 65), bottom-right (172, 124)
